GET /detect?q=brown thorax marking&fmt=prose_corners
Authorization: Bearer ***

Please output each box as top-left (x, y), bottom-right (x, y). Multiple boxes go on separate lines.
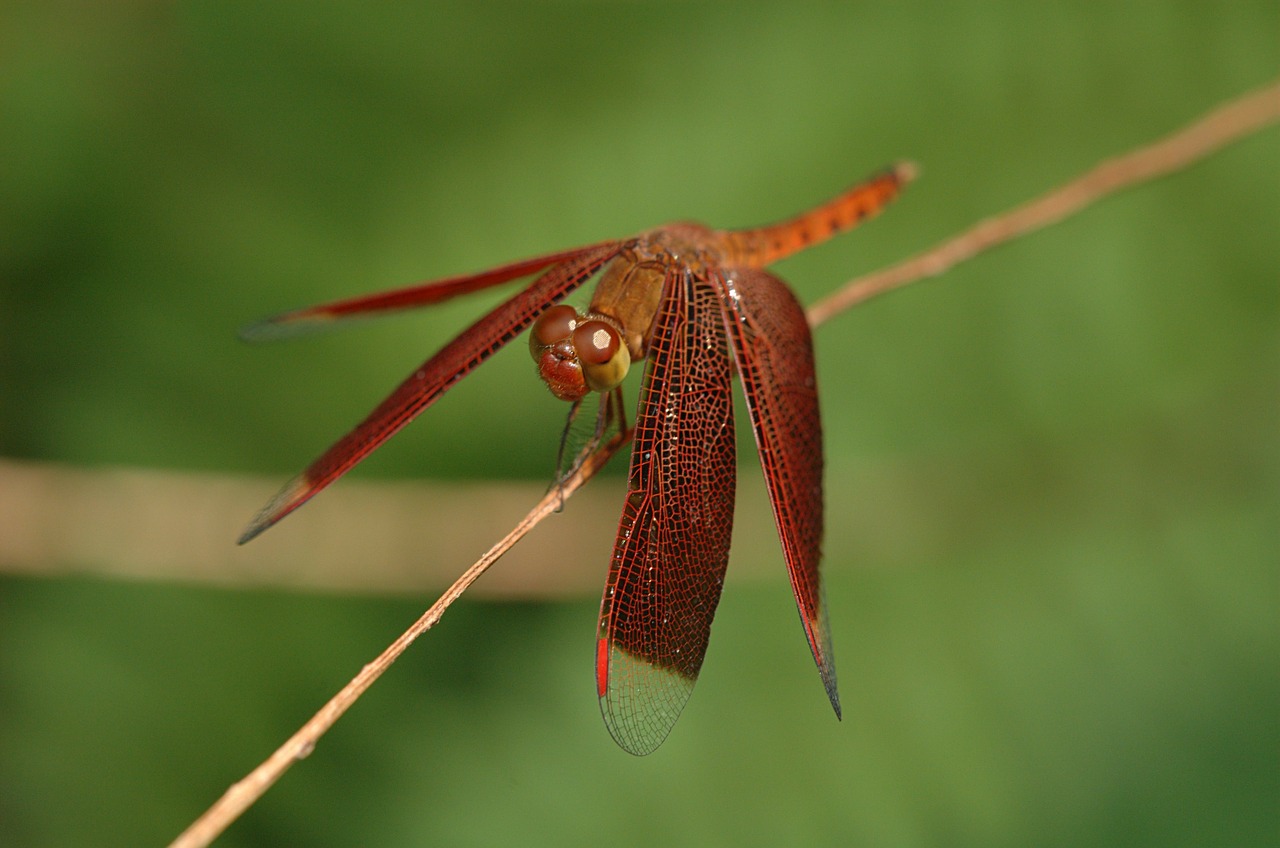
top-left (588, 224), bottom-right (723, 361)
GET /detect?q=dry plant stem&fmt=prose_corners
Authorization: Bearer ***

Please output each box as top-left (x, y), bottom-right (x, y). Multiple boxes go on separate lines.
top-left (168, 428), bottom-right (630, 848)
top-left (170, 78), bottom-right (1278, 848)
top-left (807, 78), bottom-right (1280, 326)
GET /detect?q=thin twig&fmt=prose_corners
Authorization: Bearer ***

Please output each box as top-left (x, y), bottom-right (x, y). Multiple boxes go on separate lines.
top-left (169, 79), bottom-right (1279, 848)
top-left (807, 78), bottom-right (1280, 326)
top-left (168, 428), bottom-right (630, 848)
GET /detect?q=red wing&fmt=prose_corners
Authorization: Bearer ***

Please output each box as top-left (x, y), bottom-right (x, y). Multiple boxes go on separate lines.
top-left (240, 244), bottom-right (617, 341)
top-left (716, 268), bottom-right (839, 718)
top-left (238, 242), bottom-right (625, 543)
top-left (597, 267), bottom-right (737, 756)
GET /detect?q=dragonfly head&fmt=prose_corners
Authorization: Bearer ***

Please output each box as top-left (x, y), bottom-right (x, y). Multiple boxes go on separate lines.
top-left (530, 304), bottom-right (630, 402)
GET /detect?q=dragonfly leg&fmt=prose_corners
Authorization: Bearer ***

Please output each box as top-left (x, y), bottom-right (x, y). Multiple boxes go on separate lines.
top-left (551, 388), bottom-right (628, 506)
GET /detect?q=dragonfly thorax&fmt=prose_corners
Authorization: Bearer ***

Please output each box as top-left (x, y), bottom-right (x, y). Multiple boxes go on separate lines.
top-left (529, 240), bottom-right (689, 403)
top-left (584, 245), bottom-right (679, 360)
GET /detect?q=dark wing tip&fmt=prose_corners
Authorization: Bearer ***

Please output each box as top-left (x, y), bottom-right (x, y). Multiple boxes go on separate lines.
top-left (810, 615), bottom-right (841, 720)
top-left (238, 311), bottom-right (339, 343)
top-left (827, 676), bottom-right (843, 721)
top-left (236, 473), bottom-right (312, 544)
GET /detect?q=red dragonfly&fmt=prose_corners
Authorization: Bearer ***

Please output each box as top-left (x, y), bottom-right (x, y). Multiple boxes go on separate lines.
top-left (239, 164), bottom-right (914, 755)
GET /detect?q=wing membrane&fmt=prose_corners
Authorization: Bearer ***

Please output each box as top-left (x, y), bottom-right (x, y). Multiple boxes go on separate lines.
top-left (239, 242), bottom-right (624, 543)
top-left (241, 244), bottom-right (617, 341)
top-left (597, 267), bottom-right (737, 756)
top-left (716, 267), bottom-right (838, 717)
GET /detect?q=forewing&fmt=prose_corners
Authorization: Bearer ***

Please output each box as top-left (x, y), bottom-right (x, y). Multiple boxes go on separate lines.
top-left (240, 244), bottom-right (619, 341)
top-left (597, 267), bottom-right (737, 756)
top-left (716, 268), bottom-right (838, 717)
top-left (239, 242), bottom-right (624, 543)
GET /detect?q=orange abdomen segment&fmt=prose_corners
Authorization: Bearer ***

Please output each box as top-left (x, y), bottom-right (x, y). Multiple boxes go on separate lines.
top-left (723, 162), bottom-right (916, 268)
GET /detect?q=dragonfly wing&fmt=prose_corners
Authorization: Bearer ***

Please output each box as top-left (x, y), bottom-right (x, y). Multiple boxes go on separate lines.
top-left (240, 243), bottom-right (620, 341)
top-left (597, 267), bottom-right (737, 756)
top-left (716, 267), bottom-right (838, 717)
top-left (238, 242), bottom-right (624, 543)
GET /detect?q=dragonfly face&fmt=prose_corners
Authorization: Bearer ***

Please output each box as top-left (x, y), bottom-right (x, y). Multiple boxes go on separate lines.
top-left (528, 303), bottom-right (630, 401)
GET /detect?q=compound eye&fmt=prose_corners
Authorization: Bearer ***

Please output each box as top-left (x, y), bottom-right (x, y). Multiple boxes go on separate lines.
top-left (573, 320), bottom-right (621, 365)
top-left (573, 320), bottom-right (629, 392)
top-left (530, 304), bottom-right (588, 401)
top-left (530, 304), bottom-right (579, 353)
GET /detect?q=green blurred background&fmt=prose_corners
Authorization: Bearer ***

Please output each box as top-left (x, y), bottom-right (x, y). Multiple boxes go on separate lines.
top-left (2, 2), bottom-right (1277, 846)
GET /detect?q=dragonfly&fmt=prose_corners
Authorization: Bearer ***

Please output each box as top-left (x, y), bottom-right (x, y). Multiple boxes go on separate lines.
top-left (238, 163), bottom-right (914, 755)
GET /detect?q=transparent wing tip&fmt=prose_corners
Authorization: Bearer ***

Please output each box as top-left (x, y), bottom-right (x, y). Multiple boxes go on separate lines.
top-left (237, 473), bottom-right (312, 544)
top-left (238, 310), bottom-right (342, 343)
